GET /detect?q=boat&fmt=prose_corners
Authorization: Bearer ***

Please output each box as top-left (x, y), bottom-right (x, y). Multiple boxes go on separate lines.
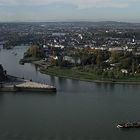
top-left (12, 52), bottom-right (17, 56)
top-left (117, 122), bottom-right (140, 128)
top-left (14, 53), bottom-right (17, 56)
top-left (19, 60), bottom-right (24, 65)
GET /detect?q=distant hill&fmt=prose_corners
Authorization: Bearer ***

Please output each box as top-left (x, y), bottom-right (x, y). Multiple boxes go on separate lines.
top-left (0, 21), bottom-right (140, 29)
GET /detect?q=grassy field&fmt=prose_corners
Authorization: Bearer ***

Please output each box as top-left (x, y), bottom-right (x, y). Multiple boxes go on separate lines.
top-left (40, 67), bottom-right (140, 84)
top-left (41, 67), bottom-right (103, 80)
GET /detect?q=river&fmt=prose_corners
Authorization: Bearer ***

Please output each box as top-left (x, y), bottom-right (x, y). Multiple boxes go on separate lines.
top-left (0, 46), bottom-right (140, 140)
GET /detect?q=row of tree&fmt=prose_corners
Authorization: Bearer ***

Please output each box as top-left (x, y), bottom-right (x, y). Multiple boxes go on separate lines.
top-left (51, 47), bottom-right (140, 75)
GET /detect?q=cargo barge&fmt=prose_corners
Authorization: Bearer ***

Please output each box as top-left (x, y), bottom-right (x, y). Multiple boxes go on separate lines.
top-left (117, 122), bottom-right (140, 128)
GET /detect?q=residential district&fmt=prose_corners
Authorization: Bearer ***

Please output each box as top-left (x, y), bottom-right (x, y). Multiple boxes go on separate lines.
top-left (1, 22), bottom-right (140, 82)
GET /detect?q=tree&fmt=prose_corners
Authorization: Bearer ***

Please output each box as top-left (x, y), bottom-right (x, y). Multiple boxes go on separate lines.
top-left (0, 65), bottom-right (7, 82)
top-left (108, 71), bottom-right (115, 79)
top-left (57, 55), bottom-right (64, 67)
top-left (121, 58), bottom-right (131, 69)
top-left (110, 51), bottom-right (119, 63)
top-left (79, 50), bottom-right (88, 67)
top-left (71, 51), bottom-right (80, 66)
top-left (96, 52), bottom-right (103, 68)
top-left (25, 45), bottom-right (43, 58)
top-left (131, 62), bottom-right (135, 75)
top-left (102, 71), bottom-right (108, 78)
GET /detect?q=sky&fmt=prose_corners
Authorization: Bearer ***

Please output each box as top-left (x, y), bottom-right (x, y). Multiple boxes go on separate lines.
top-left (0, 0), bottom-right (139, 22)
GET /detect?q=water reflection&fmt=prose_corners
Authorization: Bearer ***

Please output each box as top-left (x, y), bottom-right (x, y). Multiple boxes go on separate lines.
top-left (50, 75), bottom-right (56, 86)
top-left (0, 93), bottom-right (4, 101)
top-left (16, 91), bottom-right (57, 96)
top-left (34, 64), bottom-right (38, 72)
top-left (71, 79), bottom-right (80, 85)
top-left (109, 83), bottom-right (115, 91)
top-left (96, 82), bottom-right (115, 91)
top-left (1, 46), bottom-right (140, 140)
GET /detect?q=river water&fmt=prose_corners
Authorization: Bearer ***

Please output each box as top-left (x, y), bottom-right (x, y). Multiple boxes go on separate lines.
top-left (0, 46), bottom-right (140, 140)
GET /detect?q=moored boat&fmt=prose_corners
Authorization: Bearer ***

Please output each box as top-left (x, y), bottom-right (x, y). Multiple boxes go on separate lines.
top-left (117, 122), bottom-right (140, 128)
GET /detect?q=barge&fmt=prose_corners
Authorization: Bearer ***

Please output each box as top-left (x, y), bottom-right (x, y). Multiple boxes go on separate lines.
top-left (117, 122), bottom-right (140, 128)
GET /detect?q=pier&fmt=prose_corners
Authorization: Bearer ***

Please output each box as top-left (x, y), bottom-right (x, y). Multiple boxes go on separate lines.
top-left (15, 81), bottom-right (56, 92)
top-left (0, 79), bottom-right (56, 93)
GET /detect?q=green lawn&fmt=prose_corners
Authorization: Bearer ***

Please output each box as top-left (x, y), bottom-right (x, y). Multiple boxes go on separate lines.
top-left (40, 67), bottom-right (140, 83)
top-left (41, 67), bottom-right (100, 80)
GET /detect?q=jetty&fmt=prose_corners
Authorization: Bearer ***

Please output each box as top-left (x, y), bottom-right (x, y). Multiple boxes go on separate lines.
top-left (0, 77), bottom-right (56, 93)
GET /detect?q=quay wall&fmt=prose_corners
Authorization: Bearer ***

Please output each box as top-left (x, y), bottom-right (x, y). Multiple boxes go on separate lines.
top-left (0, 84), bottom-right (56, 93)
top-left (16, 87), bottom-right (56, 92)
top-left (0, 87), bottom-right (17, 92)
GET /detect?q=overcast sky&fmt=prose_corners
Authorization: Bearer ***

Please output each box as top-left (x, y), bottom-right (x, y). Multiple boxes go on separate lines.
top-left (0, 0), bottom-right (139, 22)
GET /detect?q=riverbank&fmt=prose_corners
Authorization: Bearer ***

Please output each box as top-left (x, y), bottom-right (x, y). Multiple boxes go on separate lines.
top-left (40, 67), bottom-right (140, 85)
top-left (19, 57), bottom-right (41, 64)
top-left (32, 60), bottom-right (50, 68)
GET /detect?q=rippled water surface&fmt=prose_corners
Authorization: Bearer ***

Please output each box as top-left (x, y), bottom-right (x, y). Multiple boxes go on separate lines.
top-left (0, 46), bottom-right (140, 140)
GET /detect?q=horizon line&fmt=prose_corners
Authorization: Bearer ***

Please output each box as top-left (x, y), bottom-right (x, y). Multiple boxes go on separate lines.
top-left (0, 20), bottom-right (140, 24)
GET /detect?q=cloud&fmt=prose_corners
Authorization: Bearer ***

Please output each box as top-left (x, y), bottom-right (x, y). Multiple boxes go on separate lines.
top-left (0, 0), bottom-right (17, 5)
top-left (0, 0), bottom-right (139, 22)
top-left (0, 0), bottom-right (129, 8)
top-left (30, 0), bottom-right (129, 8)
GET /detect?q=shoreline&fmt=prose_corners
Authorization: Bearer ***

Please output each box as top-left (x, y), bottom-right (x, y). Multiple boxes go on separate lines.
top-left (21, 59), bottom-right (140, 85)
top-left (19, 57), bottom-right (41, 65)
top-left (40, 68), bottom-right (140, 85)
